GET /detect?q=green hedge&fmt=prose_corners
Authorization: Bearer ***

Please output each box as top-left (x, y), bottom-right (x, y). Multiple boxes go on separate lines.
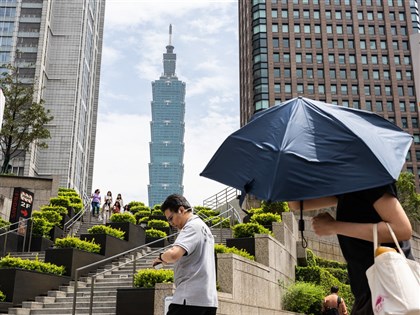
top-left (54, 236), bottom-right (101, 254)
top-left (196, 209), bottom-right (220, 218)
top-left (210, 216), bottom-right (230, 228)
top-left (145, 228), bottom-right (167, 238)
top-left (148, 219), bottom-right (169, 229)
top-left (32, 217), bottom-right (53, 238)
top-left (250, 213), bottom-right (282, 226)
top-left (151, 209), bottom-right (164, 216)
top-left (134, 210), bottom-right (151, 221)
top-left (0, 255), bottom-right (65, 275)
top-left (0, 217), bottom-right (10, 230)
top-left (87, 225), bottom-right (125, 240)
top-left (232, 223), bottom-right (270, 238)
top-left (282, 281), bottom-right (325, 315)
top-left (49, 197), bottom-right (70, 208)
top-left (261, 200), bottom-right (290, 214)
top-left (134, 268), bottom-right (173, 288)
top-left (110, 213), bottom-right (136, 224)
top-left (214, 244), bottom-right (254, 261)
top-left (40, 205), bottom-right (68, 216)
top-left (0, 290), bottom-right (5, 302)
top-left (138, 216), bottom-right (149, 224)
top-left (32, 210), bottom-right (62, 227)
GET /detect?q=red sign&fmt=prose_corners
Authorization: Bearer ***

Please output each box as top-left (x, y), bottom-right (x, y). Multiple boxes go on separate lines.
top-left (9, 187), bottom-right (34, 236)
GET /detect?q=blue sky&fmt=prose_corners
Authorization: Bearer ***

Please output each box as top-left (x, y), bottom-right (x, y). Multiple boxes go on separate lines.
top-left (92, 1), bottom-right (239, 207)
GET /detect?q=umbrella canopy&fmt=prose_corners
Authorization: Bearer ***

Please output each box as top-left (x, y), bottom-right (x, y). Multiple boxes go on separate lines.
top-left (200, 97), bottom-right (413, 202)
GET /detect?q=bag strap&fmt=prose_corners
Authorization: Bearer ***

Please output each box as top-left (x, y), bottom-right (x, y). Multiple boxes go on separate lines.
top-left (384, 222), bottom-right (404, 255)
top-left (372, 222), bottom-right (405, 256)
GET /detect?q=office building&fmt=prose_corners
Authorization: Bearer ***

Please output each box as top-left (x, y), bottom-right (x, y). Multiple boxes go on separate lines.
top-left (148, 25), bottom-right (186, 207)
top-left (239, 0), bottom-right (420, 189)
top-left (0, 0), bottom-right (105, 197)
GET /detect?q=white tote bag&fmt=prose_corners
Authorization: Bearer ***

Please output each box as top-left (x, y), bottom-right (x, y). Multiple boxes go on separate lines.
top-left (366, 223), bottom-right (420, 315)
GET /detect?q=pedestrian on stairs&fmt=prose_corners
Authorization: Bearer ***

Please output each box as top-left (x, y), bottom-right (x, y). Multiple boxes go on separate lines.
top-left (322, 286), bottom-right (348, 315)
top-left (90, 189), bottom-right (101, 217)
top-left (152, 194), bottom-right (218, 315)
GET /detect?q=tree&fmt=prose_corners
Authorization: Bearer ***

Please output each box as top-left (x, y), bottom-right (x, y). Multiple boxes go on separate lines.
top-left (0, 65), bottom-right (53, 174)
top-left (396, 172), bottom-right (420, 224)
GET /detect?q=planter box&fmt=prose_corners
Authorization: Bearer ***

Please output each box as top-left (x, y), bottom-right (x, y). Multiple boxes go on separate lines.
top-left (23, 236), bottom-right (53, 252)
top-left (106, 222), bottom-right (146, 245)
top-left (226, 237), bottom-right (255, 257)
top-left (145, 237), bottom-right (169, 248)
top-left (0, 232), bottom-right (24, 256)
top-left (48, 226), bottom-right (64, 241)
top-left (80, 234), bottom-right (135, 257)
top-left (0, 268), bottom-right (70, 306)
top-left (0, 302), bottom-right (13, 313)
top-left (116, 284), bottom-right (173, 315)
top-left (44, 247), bottom-right (104, 279)
top-left (116, 288), bottom-right (154, 315)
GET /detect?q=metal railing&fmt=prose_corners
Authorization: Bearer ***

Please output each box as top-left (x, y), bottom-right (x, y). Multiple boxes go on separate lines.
top-left (0, 217), bottom-right (33, 256)
top-left (63, 193), bottom-right (91, 237)
top-left (203, 186), bottom-right (241, 212)
top-left (71, 209), bottom-right (233, 315)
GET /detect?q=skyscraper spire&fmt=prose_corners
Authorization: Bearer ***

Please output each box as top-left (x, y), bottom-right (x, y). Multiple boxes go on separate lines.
top-left (169, 24), bottom-right (172, 46)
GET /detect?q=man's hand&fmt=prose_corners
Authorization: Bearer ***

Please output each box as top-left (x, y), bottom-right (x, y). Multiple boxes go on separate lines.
top-left (311, 212), bottom-right (337, 236)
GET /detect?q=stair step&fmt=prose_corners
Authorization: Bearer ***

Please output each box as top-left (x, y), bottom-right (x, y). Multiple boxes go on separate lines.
top-left (30, 307), bottom-right (116, 314)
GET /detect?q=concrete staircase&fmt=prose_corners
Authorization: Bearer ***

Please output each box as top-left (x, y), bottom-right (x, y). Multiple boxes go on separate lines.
top-left (3, 251), bottom-right (45, 261)
top-left (7, 247), bottom-right (169, 315)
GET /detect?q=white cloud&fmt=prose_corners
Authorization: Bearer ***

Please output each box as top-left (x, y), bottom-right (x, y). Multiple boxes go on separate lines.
top-left (93, 1), bottom-right (239, 207)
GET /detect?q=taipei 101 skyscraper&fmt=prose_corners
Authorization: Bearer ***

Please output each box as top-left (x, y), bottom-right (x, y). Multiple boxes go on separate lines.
top-left (148, 25), bottom-right (186, 208)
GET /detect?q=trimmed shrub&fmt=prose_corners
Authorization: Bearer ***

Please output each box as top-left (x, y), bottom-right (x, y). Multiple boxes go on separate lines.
top-left (32, 210), bottom-right (62, 227)
top-left (70, 202), bottom-right (83, 213)
top-left (128, 201), bottom-right (145, 208)
top-left (49, 197), bottom-right (70, 208)
top-left (138, 216), bottom-right (149, 224)
top-left (0, 255), bottom-right (65, 275)
top-left (145, 228), bottom-right (167, 238)
top-left (40, 205), bottom-right (68, 216)
top-left (54, 236), bottom-right (101, 254)
top-left (232, 223), bottom-right (270, 238)
top-left (194, 206), bottom-right (213, 212)
top-left (148, 219), bottom-right (169, 229)
top-left (0, 217), bottom-right (10, 230)
top-left (32, 217), bottom-right (53, 238)
top-left (152, 204), bottom-right (161, 211)
top-left (248, 207), bottom-right (264, 215)
top-left (0, 290), bottom-right (5, 302)
top-left (210, 216), bottom-right (230, 228)
top-left (134, 268), bottom-right (173, 288)
top-left (214, 244), bottom-right (254, 260)
top-left (110, 213), bottom-right (136, 224)
top-left (250, 213), bottom-right (282, 226)
top-left (196, 209), bottom-right (220, 218)
top-left (134, 210), bottom-right (151, 222)
top-left (151, 209), bottom-right (164, 216)
top-left (261, 200), bottom-right (290, 214)
top-left (282, 281), bottom-right (325, 315)
top-left (87, 225), bottom-right (125, 240)
top-left (316, 256), bottom-right (347, 269)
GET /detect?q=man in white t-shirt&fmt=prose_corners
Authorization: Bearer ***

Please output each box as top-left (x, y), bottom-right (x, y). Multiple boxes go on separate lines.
top-left (152, 194), bottom-right (218, 315)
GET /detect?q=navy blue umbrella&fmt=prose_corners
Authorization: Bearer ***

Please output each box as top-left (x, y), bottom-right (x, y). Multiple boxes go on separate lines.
top-left (200, 97), bottom-right (413, 203)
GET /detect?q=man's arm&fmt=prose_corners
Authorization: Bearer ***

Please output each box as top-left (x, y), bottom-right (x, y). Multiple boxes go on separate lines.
top-left (288, 197), bottom-right (338, 211)
top-left (152, 245), bottom-right (186, 266)
top-left (340, 297), bottom-right (348, 315)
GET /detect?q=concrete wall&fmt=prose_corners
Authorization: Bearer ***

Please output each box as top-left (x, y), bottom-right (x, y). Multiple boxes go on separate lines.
top-left (0, 175), bottom-right (59, 221)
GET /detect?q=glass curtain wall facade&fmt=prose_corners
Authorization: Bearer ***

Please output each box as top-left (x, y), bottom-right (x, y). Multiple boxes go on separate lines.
top-left (148, 29), bottom-right (186, 208)
top-left (0, 0), bottom-right (105, 197)
top-left (239, 0), bottom-right (420, 190)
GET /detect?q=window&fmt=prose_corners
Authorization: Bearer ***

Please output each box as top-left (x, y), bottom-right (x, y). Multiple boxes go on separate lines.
top-left (282, 24), bottom-right (289, 33)
top-left (285, 83), bottom-right (292, 93)
top-left (400, 102), bottom-right (406, 112)
top-left (294, 25), bottom-right (300, 33)
top-left (360, 40), bottom-right (366, 49)
top-left (376, 101), bottom-right (383, 111)
top-left (374, 85), bottom-right (381, 96)
top-left (307, 69), bottom-right (313, 78)
top-left (318, 85), bottom-right (325, 94)
top-left (272, 25), bottom-right (279, 32)
top-left (385, 86), bottom-right (392, 96)
top-left (366, 101), bottom-right (372, 111)
top-left (341, 85), bottom-right (348, 94)
top-left (372, 70), bottom-right (379, 80)
top-left (274, 84), bottom-right (281, 93)
top-left (283, 38), bottom-right (289, 48)
top-left (370, 41), bottom-right (376, 49)
top-left (331, 85), bottom-right (337, 94)
top-left (284, 53), bottom-right (291, 62)
top-left (413, 118), bottom-right (419, 129)
top-left (296, 68), bottom-right (303, 78)
top-left (295, 39), bottom-right (301, 48)
top-left (284, 68), bottom-right (291, 78)
top-left (316, 54), bottom-right (323, 63)
top-left (273, 53), bottom-right (280, 62)
top-left (305, 39), bottom-right (312, 48)
top-left (306, 53), bottom-right (313, 63)
top-left (364, 85), bottom-right (371, 95)
top-left (317, 69), bottom-right (324, 78)
top-left (352, 85), bottom-right (358, 95)
top-left (386, 102), bottom-right (394, 112)
top-left (297, 84), bottom-right (304, 93)
top-left (274, 68), bottom-right (281, 77)
top-left (295, 53), bottom-right (302, 63)
top-left (272, 10), bottom-right (278, 18)
top-left (340, 69), bottom-right (347, 79)
top-left (401, 117), bottom-right (408, 129)
top-left (330, 69), bottom-right (336, 79)
top-left (363, 70), bottom-right (369, 80)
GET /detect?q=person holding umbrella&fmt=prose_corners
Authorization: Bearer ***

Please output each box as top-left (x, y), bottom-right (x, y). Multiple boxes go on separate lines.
top-left (288, 183), bottom-right (413, 315)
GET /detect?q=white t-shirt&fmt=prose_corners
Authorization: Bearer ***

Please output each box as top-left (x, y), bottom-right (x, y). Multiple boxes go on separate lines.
top-left (172, 215), bottom-right (218, 308)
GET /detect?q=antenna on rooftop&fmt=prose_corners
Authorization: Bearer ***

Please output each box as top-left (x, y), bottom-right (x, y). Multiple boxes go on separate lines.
top-left (169, 24), bottom-right (172, 46)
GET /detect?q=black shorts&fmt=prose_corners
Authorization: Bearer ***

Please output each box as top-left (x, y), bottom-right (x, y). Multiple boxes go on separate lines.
top-left (167, 303), bottom-right (217, 315)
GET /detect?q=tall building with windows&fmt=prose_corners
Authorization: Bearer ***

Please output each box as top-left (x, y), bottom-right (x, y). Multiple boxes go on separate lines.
top-left (239, 0), bottom-right (420, 189)
top-left (0, 0), bottom-right (105, 197)
top-left (148, 25), bottom-right (186, 207)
